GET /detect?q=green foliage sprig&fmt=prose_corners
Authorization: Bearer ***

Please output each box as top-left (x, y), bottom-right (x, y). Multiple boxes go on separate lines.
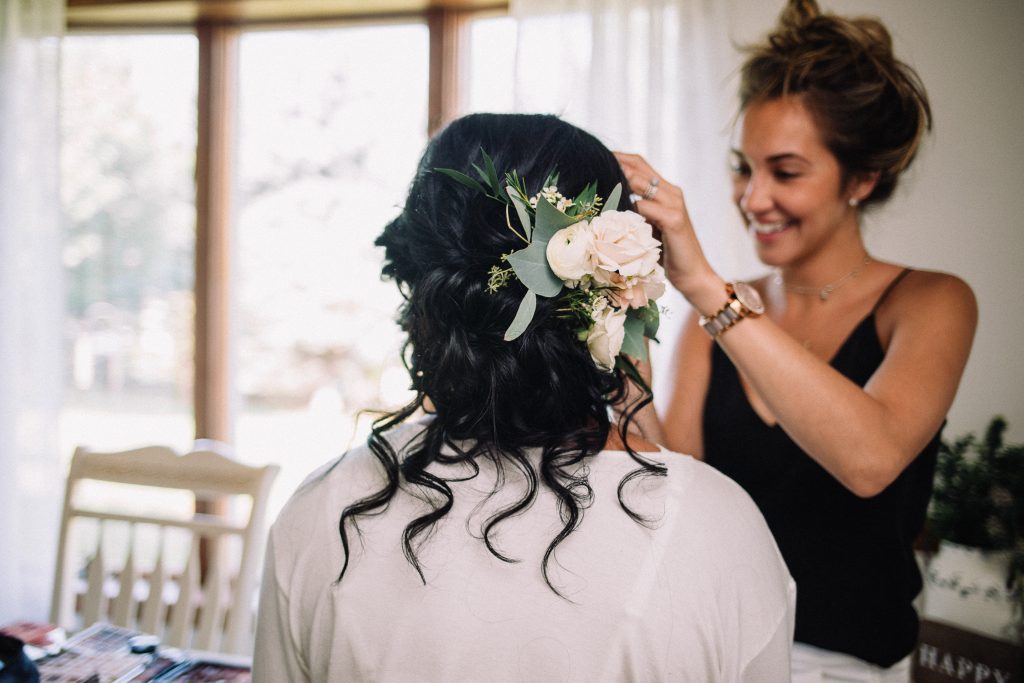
top-left (929, 416), bottom-right (1024, 632)
top-left (434, 148), bottom-right (664, 381)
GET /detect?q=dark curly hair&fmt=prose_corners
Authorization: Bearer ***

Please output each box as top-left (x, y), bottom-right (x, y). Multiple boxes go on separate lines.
top-left (337, 113), bottom-right (664, 596)
top-left (740, 0), bottom-right (932, 207)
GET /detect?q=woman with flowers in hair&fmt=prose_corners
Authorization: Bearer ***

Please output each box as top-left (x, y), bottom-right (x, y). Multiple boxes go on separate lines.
top-left (618, 0), bottom-right (977, 679)
top-left (253, 112), bottom-right (795, 682)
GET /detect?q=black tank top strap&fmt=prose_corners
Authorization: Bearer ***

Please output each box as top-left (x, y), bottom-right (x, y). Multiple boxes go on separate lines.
top-left (871, 268), bottom-right (913, 314)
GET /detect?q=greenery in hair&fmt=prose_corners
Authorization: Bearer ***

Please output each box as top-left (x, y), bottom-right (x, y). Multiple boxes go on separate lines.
top-left (436, 148), bottom-right (664, 376)
top-left (339, 115), bottom-right (669, 600)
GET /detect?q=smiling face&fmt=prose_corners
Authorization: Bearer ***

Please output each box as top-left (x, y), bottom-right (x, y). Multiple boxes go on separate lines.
top-left (731, 96), bottom-right (874, 269)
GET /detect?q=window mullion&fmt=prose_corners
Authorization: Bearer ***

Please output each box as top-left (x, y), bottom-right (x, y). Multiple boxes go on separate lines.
top-left (427, 8), bottom-right (468, 137)
top-left (194, 22), bottom-right (238, 444)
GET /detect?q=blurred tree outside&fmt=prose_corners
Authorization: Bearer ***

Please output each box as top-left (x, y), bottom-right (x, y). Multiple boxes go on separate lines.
top-left (58, 21), bottom-right (502, 518)
top-left (60, 36), bottom-right (197, 421)
top-left (235, 26), bottom-right (426, 415)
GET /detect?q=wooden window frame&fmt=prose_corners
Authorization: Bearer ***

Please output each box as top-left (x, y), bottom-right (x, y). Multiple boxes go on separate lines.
top-left (194, 21), bottom-right (237, 443)
top-left (192, 11), bottom-right (471, 442)
top-left (66, 7), bottom-right (494, 443)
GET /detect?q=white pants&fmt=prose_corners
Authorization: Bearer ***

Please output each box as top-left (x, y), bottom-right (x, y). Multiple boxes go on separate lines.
top-left (791, 643), bottom-right (912, 683)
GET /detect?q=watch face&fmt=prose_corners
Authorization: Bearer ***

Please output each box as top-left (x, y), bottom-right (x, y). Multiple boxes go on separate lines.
top-left (732, 282), bottom-right (765, 315)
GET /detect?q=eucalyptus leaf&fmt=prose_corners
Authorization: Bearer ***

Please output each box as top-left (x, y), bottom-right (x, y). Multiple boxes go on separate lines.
top-left (641, 301), bottom-right (660, 340)
top-left (435, 168), bottom-right (489, 196)
top-left (507, 242), bottom-right (562, 297)
top-left (472, 162), bottom-right (503, 200)
top-left (481, 149), bottom-right (500, 194)
top-left (504, 290), bottom-right (537, 341)
top-left (534, 193), bottom-right (580, 242)
top-left (507, 187), bottom-right (533, 240)
top-left (602, 182), bottom-right (623, 214)
top-left (620, 314), bottom-right (648, 361)
top-left (472, 162), bottom-right (489, 183)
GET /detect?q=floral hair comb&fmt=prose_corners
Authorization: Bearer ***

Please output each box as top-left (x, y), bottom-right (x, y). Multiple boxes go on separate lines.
top-left (436, 150), bottom-right (665, 382)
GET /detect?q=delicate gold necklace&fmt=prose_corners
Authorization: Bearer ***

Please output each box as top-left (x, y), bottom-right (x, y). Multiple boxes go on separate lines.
top-left (776, 256), bottom-right (872, 302)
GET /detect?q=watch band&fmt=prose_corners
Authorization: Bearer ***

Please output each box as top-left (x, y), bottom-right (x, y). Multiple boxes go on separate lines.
top-left (699, 282), bottom-right (763, 339)
top-left (699, 298), bottom-right (746, 338)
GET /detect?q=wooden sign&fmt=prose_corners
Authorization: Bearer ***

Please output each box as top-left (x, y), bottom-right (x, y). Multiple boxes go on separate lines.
top-left (914, 619), bottom-right (1022, 682)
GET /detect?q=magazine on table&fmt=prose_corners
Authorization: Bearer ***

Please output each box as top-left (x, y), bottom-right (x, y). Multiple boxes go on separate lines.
top-left (1, 622), bottom-right (251, 683)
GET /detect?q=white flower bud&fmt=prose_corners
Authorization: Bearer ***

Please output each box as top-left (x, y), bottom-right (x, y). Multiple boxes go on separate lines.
top-left (586, 304), bottom-right (627, 372)
top-left (546, 222), bottom-right (597, 282)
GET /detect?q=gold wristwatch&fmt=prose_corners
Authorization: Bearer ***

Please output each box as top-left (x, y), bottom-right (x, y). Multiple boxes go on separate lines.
top-left (699, 282), bottom-right (764, 339)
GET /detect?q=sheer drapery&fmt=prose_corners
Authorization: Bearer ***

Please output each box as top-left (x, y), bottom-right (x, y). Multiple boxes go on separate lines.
top-left (510, 0), bottom-right (761, 399)
top-left (0, 0), bottom-right (64, 622)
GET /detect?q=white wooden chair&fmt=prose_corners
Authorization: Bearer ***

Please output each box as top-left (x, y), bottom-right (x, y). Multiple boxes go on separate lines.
top-left (49, 441), bottom-right (279, 655)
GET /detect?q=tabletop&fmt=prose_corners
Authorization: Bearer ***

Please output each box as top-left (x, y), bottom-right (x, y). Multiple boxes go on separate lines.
top-left (0, 622), bottom-right (252, 683)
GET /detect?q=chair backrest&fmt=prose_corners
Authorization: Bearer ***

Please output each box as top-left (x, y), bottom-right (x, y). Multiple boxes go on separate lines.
top-left (49, 441), bottom-right (279, 656)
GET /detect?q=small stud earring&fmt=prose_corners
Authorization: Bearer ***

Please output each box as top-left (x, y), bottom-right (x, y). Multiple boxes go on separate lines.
top-left (849, 197), bottom-right (859, 208)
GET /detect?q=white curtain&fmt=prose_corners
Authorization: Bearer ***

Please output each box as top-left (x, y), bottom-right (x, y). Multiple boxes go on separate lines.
top-left (0, 0), bottom-right (64, 622)
top-left (510, 0), bottom-right (761, 400)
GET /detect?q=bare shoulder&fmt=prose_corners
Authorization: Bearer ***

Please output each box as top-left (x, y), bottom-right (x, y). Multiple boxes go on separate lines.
top-left (877, 267), bottom-right (978, 345)
top-left (883, 268), bottom-right (977, 320)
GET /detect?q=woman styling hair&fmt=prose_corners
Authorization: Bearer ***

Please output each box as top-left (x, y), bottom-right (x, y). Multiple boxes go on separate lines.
top-left (254, 113), bottom-right (795, 681)
top-left (617, 0), bottom-right (976, 679)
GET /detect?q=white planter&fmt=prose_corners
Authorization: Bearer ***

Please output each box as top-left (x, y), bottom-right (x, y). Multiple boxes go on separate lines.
top-left (922, 540), bottom-right (1020, 644)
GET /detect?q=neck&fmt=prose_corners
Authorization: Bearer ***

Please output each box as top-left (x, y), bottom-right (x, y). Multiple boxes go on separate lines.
top-left (777, 226), bottom-right (868, 290)
top-left (604, 424), bottom-right (660, 453)
top-left (779, 251), bottom-right (870, 290)
top-left (776, 234), bottom-right (873, 303)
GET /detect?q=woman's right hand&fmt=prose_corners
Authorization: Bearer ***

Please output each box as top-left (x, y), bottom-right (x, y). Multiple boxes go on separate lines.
top-left (614, 152), bottom-right (719, 302)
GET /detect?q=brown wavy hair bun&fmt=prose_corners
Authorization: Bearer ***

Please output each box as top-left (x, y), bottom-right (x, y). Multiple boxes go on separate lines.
top-left (779, 0), bottom-right (818, 29)
top-left (740, 0), bottom-right (931, 207)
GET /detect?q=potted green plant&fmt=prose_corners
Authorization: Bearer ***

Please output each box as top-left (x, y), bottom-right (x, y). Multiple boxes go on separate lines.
top-left (924, 416), bottom-right (1024, 643)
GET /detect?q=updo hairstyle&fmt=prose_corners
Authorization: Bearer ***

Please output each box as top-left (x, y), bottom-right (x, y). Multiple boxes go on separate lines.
top-left (338, 114), bottom-right (662, 594)
top-left (740, 0), bottom-right (932, 207)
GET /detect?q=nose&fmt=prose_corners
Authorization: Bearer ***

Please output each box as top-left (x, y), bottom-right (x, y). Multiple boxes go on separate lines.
top-left (739, 173), bottom-right (771, 215)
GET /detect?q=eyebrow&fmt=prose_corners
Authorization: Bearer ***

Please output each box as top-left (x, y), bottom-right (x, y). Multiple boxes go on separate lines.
top-left (730, 149), bottom-right (809, 164)
top-left (767, 153), bottom-right (809, 164)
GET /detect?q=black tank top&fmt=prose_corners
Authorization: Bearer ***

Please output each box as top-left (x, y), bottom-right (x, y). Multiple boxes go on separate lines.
top-left (702, 270), bottom-right (941, 667)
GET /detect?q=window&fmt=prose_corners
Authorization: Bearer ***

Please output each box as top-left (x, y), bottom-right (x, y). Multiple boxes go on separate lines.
top-left (60, 34), bottom-right (198, 459)
top-left (464, 14), bottom-right (518, 113)
top-left (235, 23), bottom-right (428, 513)
top-left (59, 8), bottom-right (511, 521)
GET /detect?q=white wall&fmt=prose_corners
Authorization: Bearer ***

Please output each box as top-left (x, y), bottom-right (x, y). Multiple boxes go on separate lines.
top-left (708, 0), bottom-right (1024, 442)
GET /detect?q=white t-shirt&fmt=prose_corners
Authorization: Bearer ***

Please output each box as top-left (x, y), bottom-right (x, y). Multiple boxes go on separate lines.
top-left (254, 423), bottom-right (795, 682)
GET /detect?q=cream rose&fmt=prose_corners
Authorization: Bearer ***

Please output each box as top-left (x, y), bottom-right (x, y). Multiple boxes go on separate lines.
top-left (609, 265), bottom-right (667, 310)
top-left (586, 302), bottom-right (627, 372)
top-left (588, 210), bottom-right (661, 284)
top-left (546, 221), bottom-right (596, 282)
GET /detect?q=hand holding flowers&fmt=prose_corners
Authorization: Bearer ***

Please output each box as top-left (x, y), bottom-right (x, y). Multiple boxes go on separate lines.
top-left (613, 151), bottom-right (718, 300)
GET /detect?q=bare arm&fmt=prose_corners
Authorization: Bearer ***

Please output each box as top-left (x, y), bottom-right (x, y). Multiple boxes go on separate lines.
top-left (616, 152), bottom-right (978, 497)
top-left (693, 270), bottom-right (976, 496)
top-left (661, 309), bottom-right (714, 458)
